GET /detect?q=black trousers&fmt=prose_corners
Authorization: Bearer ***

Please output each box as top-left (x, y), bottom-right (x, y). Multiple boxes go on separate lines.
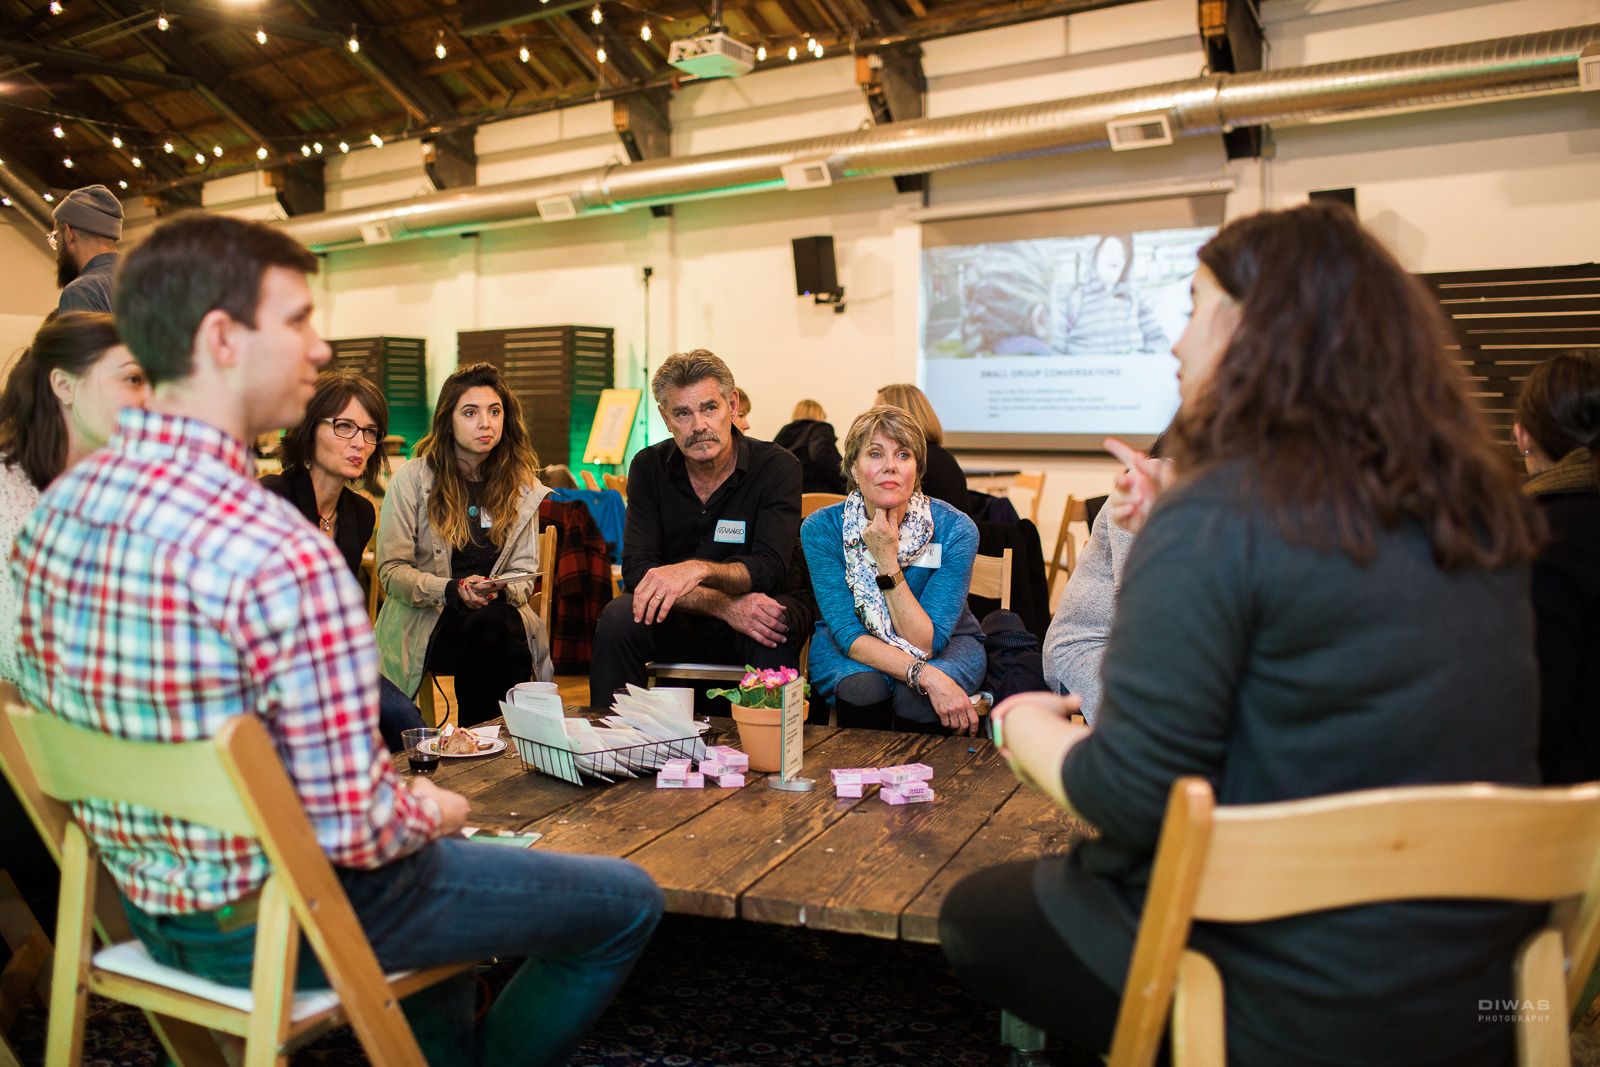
top-left (425, 598), bottom-right (533, 728)
top-left (588, 593), bottom-right (814, 714)
top-left (938, 860), bottom-right (1136, 1062)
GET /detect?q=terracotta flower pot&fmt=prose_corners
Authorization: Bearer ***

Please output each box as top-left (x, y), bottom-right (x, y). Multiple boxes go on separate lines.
top-left (729, 703), bottom-right (782, 773)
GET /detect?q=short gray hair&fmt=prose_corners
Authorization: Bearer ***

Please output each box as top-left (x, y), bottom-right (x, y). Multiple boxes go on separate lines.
top-left (652, 349), bottom-right (736, 406)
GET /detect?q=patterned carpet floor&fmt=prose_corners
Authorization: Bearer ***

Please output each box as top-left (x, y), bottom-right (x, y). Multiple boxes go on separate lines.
top-left (7, 914), bottom-right (1024, 1066)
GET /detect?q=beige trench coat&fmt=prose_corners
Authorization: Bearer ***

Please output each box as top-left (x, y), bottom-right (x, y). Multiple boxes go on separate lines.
top-left (374, 457), bottom-right (553, 697)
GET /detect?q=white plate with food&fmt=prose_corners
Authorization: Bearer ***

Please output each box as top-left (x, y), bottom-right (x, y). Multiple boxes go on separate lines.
top-left (423, 726), bottom-right (507, 759)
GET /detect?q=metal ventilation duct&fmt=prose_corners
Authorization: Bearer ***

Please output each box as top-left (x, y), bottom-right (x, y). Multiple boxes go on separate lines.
top-left (282, 23), bottom-right (1600, 251)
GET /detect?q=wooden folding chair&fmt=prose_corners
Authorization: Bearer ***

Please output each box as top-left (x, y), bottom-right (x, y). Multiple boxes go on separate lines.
top-left (579, 469), bottom-right (601, 491)
top-left (1046, 495), bottom-right (1089, 598)
top-left (1108, 777), bottom-right (1600, 1067)
top-left (1008, 472), bottom-right (1046, 524)
top-left (4, 695), bottom-right (470, 1067)
top-left (601, 473), bottom-right (628, 501)
top-left (968, 548), bottom-right (1013, 611)
top-left (800, 492), bottom-right (845, 518)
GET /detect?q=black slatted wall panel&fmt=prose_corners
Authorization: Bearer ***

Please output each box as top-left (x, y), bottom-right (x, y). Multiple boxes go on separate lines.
top-left (1423, 263), bottom-right (1600, 457)
top-left (327, 336), bottom-right (430, 452)
top-left (456, 326), bottom-right (615, 468)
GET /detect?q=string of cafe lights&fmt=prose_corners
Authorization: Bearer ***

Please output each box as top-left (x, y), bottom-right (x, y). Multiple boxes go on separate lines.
top-left (2, 1), bottom-right (837, 207)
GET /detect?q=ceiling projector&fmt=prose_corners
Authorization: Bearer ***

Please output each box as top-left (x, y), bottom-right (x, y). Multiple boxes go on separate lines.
top-left (668, 32), bottom-right (757, 79)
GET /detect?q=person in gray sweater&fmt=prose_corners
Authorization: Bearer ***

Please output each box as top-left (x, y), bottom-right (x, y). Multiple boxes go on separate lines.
top-left (941, 202), bottom-right (1546, 1066)
top-left (1042, 502), bottom-right (1132, 723)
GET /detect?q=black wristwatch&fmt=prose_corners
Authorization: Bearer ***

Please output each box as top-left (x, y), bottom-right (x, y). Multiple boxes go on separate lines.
top-left (875, 569), bottom-right (904, 591)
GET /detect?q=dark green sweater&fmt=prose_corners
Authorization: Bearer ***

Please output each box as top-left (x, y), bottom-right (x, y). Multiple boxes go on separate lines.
top-left (1041, 460), bottom-right (1542, 1067)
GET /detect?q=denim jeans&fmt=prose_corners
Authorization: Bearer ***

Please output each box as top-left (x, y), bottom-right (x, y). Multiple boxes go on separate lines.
top-left (378, 675), bottom-right (427, 752)
top-left (124, 839), bottom-right (665, 1067)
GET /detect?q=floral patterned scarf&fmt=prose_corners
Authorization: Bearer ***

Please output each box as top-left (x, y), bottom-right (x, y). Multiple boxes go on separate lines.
top-left (841, 490), bottom-right (935, 659)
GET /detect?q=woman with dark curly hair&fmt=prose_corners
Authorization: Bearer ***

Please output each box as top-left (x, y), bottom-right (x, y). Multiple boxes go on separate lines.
top-left (941, 203), bottom-right (1545, 1066)
top-left (375, 362), bottom-right (552, 726)
top-left (1513, 349), bottom-right (1600, 784)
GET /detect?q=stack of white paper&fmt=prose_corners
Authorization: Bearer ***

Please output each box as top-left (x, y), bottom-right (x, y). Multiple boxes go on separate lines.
top-left (500, 683), bottom-right (710, 783)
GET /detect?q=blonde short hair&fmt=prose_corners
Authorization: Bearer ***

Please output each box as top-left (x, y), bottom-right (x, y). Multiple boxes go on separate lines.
top-left (874, 382), bottom-right (944, 446)
top-left (791, 399), bottom-right (826, 421)
top-left (734, 387), bottom-right (751, 416)
top-left (842, 405), bottom-right (927, 494)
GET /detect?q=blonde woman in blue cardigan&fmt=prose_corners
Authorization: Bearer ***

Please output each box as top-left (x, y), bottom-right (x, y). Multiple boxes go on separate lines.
top-left (801, 405), bottom-right (986, 734)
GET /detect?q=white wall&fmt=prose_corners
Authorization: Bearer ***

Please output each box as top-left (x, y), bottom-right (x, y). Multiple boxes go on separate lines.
top-left (0, 218), bottom-right (61, 365)
top-left (9, 0), bottom-right (1594, 583)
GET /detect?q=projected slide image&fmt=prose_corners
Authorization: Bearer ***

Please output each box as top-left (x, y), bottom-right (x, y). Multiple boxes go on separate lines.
top-left (921, 225), bottom-right (1216, 439)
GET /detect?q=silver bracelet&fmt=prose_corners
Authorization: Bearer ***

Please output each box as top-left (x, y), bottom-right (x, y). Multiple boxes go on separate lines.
top-left (906, 659), bottom-right (929, 696)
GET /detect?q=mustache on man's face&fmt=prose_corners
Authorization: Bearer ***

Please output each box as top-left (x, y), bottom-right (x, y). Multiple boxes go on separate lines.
top-left (685, 432), bottom-right (719, 448)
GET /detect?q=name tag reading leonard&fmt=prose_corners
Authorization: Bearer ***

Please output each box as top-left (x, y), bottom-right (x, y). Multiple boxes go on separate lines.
top-left (714, 519), bottom-right (748, 544)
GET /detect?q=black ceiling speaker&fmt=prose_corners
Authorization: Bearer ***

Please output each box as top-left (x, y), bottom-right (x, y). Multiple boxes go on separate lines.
top-left (1309, 187), bottom-right (1357, 213)
top-left (792, 235), bottom-right (845, 312)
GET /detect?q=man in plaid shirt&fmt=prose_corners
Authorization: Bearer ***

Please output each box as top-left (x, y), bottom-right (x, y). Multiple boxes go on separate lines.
top-left (13, 213), bottom-right (662, 1066)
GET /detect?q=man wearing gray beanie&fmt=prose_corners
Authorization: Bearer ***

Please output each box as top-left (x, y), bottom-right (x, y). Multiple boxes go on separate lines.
top-left (52, 184), bottom-right (123, 314)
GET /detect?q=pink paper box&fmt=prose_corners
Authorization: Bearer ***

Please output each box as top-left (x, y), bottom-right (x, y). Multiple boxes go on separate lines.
top-left (829, 767), bottom-right (879, 787)
top-left (657, 772), bottom-right (705, 789)
top-left (699, 759), bottom-right (728, 776)
top-left (878, 763), bottom-right (933, 786)
top-left (659, 758), bottom-right (692, 781)
top-left (715, 773), bottom-right (746, 788)
top-left (834, 782), bottom-right (864, 799)
top-left (705, 746), bottom-right (750, 772)
top-left (880, 782), bottom-right (935, 805)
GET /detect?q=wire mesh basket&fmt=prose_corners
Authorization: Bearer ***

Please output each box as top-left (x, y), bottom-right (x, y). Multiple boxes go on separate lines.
top-left (509, 725), bottom-right (716, 785)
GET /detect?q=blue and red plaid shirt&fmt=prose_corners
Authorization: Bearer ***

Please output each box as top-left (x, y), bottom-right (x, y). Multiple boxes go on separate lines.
top-left (12, 408), bottom-right (438, 915)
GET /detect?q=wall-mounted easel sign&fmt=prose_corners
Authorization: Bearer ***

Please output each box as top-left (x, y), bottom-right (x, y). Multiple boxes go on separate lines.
top-left (582, 388), bottom-right (642, 466)
top-left (768, 676), bottom-right (815, 792)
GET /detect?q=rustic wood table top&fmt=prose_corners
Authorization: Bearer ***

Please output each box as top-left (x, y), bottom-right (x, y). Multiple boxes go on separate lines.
top-left (401, 718), bottom-right (1091, 943)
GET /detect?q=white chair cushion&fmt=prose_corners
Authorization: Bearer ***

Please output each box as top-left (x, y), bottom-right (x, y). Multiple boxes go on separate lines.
top-left (94, 941), bottom-right (413, 1024)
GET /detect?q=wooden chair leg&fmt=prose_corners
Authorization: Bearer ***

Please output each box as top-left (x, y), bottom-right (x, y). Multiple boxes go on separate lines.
top-left (1172, 951), bottom-right (1225, 1067)
top-left (243, 878), bottom-right (297, 1067)
top-left (45, 825), bottom-right (95, 1067)
top-left (1514, 928), bottom-right (1571, 1067)
top-left (0, 872), bottom-right (53, 1030)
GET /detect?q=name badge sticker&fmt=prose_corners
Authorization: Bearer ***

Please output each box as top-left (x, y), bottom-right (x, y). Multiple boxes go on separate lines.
top-left (909, 543), bottom-right (943, 569)
top-left (714, 519), bottom-right (748, 544)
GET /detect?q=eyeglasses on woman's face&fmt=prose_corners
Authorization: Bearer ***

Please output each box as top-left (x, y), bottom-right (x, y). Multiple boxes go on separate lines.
top-left (321, 417), bottom-right (381, 445)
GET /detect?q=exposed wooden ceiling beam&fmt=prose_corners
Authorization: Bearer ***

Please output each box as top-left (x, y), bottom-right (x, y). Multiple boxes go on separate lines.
top-left (289, 0), bottom-right (457, 126)
top-left (0, 38), bottom-right (195, 88)
top-left (457, 0), bottom-right (591, 38)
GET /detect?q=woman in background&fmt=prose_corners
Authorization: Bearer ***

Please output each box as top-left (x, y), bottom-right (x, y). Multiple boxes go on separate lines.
top-left (875, 382), bottom-right (973, 517)
top-left (942, 203), bottom-right (1545, 1065)
top-left (802, 405), bottom-right (985, 734)
top-left (1513, 349), bottom-right (1600, 784)
top-left (733, 387), bottom-right (753, 434)
top-left (376, 362), bottom-right (553, 726)
top-left (0, 312), bottom-right (148, 682)
top-left (0, 311), bottom-right (147, 934)
top-left (263, 372), bottom-right (426, 752)
top-left (1054, 233), bottom-right (1167, 356)
top-left (773, 399), bottom-right (847, 495)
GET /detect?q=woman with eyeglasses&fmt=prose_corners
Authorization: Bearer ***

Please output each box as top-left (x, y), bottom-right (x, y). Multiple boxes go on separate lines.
top-left (262, 373), bottom-right (427, 751)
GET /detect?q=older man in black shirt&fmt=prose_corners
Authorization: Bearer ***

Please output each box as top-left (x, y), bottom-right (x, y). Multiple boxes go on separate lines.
top-left (590, 350), bottom-right (814, 708)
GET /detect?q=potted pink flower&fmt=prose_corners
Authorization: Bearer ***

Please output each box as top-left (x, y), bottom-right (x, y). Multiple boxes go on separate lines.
top-left (707, 666), bottom-right (808, 771)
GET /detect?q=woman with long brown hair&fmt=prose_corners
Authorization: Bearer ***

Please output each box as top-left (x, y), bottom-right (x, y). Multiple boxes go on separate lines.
top-left (375, 362), bottom-right (552, 726)
top-left (940, 203), bottom-right (1545, 1065)
top-left (0, 312), bottom-right (148, 683)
